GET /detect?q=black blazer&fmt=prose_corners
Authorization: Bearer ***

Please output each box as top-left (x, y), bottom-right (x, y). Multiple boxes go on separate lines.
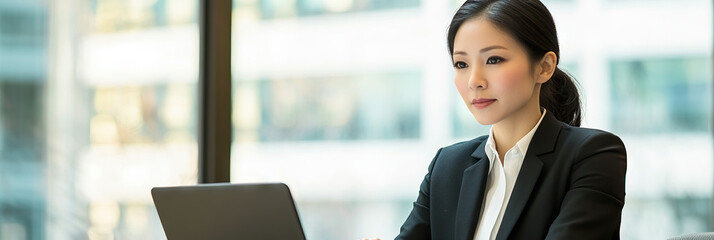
top-left (396, 111), bottom-right (627, 240)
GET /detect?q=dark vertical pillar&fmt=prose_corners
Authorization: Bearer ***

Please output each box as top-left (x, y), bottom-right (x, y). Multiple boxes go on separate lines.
top-left (199, 0), bottom-right (232, 183)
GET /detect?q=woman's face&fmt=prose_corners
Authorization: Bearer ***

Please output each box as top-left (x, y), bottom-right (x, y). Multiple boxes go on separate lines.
top-left (452, 17), bottom-right (544, 125)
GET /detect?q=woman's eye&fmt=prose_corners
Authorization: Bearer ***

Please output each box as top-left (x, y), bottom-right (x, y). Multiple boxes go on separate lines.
top-left (454, 61), bottom-right (468, 69)
top-left (486, 56), bottom-right (505, 64)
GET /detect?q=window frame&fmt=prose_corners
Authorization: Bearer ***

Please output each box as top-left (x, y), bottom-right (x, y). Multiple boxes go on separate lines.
top-left (199, 0), bottom-right (232, 183)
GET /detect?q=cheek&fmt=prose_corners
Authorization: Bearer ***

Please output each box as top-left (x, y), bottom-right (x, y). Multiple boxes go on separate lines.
top-left (494, 65), bottom-right (532, 96)
top-left (454, 75), bottom-right (469, 97)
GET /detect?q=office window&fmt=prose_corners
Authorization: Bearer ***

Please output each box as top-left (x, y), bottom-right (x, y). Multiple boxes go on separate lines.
top-left (610, 57), bottom-right (711, 133)
top-left (231, 0), bottom-right (714, 239)
top-left (611, 57), bottom-right (713, 237)
top-left (233, 72), bottom-right (421, 142)
top-left (0, 0), bottom-right (200, 239)
top-left (234, 0), bottom-right (420, 20)
top-left (231, 2), bottom-right (434, 238)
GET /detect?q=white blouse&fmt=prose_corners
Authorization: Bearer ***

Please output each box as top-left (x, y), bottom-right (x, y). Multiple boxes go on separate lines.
top-left (473, 109), bottom-right (547, 240)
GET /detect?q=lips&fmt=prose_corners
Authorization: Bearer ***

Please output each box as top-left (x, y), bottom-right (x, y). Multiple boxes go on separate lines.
top-left (472, 98), bottom-right (496, 109)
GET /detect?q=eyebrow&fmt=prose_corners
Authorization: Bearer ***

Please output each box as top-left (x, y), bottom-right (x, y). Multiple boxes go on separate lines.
top-left (453, 45), bottom-right (508, 56)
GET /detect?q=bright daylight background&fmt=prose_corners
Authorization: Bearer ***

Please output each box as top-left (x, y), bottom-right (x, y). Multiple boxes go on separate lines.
top-left (0, 0), bottom-right (711, 239)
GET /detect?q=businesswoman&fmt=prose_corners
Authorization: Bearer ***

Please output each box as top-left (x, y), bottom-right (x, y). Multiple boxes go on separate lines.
top-left (394, 0), bottom-right (627, 239)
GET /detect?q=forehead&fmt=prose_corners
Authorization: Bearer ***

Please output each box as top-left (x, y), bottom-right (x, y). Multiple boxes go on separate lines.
top-left (453, 17), bottom-right (521, 52)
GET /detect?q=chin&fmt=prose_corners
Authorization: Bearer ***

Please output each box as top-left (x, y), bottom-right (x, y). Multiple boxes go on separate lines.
top-left (471, 111), bottom-right (499, 126)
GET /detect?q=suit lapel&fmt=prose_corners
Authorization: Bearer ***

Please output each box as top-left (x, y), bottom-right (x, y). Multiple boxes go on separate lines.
top-left (495, 111), bottom-right (562, 240)
top-left (454, 140), bottom-right (490, 240)
top-left (494, 153), bottom-right (543, 240)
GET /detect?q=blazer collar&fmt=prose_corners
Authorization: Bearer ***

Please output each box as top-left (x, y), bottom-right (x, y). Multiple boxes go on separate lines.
top-left (455, 110), bottom-right (564, 240)
top-left (471, 110), bottom-right (562, 160)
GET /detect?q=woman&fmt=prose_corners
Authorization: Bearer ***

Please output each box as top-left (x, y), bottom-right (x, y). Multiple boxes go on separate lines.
top-left (394, 0), bottom-right (627, 239)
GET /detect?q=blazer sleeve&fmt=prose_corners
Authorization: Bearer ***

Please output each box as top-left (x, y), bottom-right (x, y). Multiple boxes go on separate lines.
top-left (395, 148), bottom-right (442, 240)
top-left (545, 131), bottom-right (627, 240)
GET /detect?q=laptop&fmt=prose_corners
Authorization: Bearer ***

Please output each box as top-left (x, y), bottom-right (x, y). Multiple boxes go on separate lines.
top-left (151, 183), bottom-right (307, 240)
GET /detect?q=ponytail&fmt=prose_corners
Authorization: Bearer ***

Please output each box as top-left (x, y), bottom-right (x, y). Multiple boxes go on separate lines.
top-left (540, 67), bottom-right (582, 127)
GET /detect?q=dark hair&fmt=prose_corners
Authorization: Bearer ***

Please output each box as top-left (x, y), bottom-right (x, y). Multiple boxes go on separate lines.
top-left (447, 0), bottom-right (582, 127)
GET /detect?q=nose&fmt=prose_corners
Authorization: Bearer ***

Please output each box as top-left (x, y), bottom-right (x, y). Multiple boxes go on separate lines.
top-left (468, 67), bottom-right (487, 90)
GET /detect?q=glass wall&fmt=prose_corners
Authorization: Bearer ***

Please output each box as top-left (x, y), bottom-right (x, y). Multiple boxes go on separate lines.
top-left (0, 0), bottom-right (200, 239)
top-left (231, 0), bottom-right (713, 239)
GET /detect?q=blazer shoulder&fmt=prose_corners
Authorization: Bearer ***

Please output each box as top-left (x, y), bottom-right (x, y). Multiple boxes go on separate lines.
top-left (559, 125), bottom-right (626, 153)
top-left (560, 124), bottom-right (621, 140)
top-left (426, 135), bottom-right (488, 175)
top-left (441, 135), bottom-right (488, 154)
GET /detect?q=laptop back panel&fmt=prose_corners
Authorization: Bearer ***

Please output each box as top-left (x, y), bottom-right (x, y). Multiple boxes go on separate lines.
top-left (151, 183), bottom-right (306, 240)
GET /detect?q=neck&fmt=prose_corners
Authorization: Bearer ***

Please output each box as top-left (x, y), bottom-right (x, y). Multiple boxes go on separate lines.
top-left (492, 99), bottom-right (542, 161)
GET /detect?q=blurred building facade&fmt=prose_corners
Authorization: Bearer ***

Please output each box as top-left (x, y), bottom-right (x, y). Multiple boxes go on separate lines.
top-left (0, 0), bottom-right (200, 239)
top-left (230, 0), bottom-right (713, 239)
top-left (0, 0), bottom-right (711, 239)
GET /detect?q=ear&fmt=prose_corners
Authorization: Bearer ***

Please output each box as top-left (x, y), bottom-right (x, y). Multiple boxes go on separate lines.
top-left (536, 51), bottom-right (557, 84)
